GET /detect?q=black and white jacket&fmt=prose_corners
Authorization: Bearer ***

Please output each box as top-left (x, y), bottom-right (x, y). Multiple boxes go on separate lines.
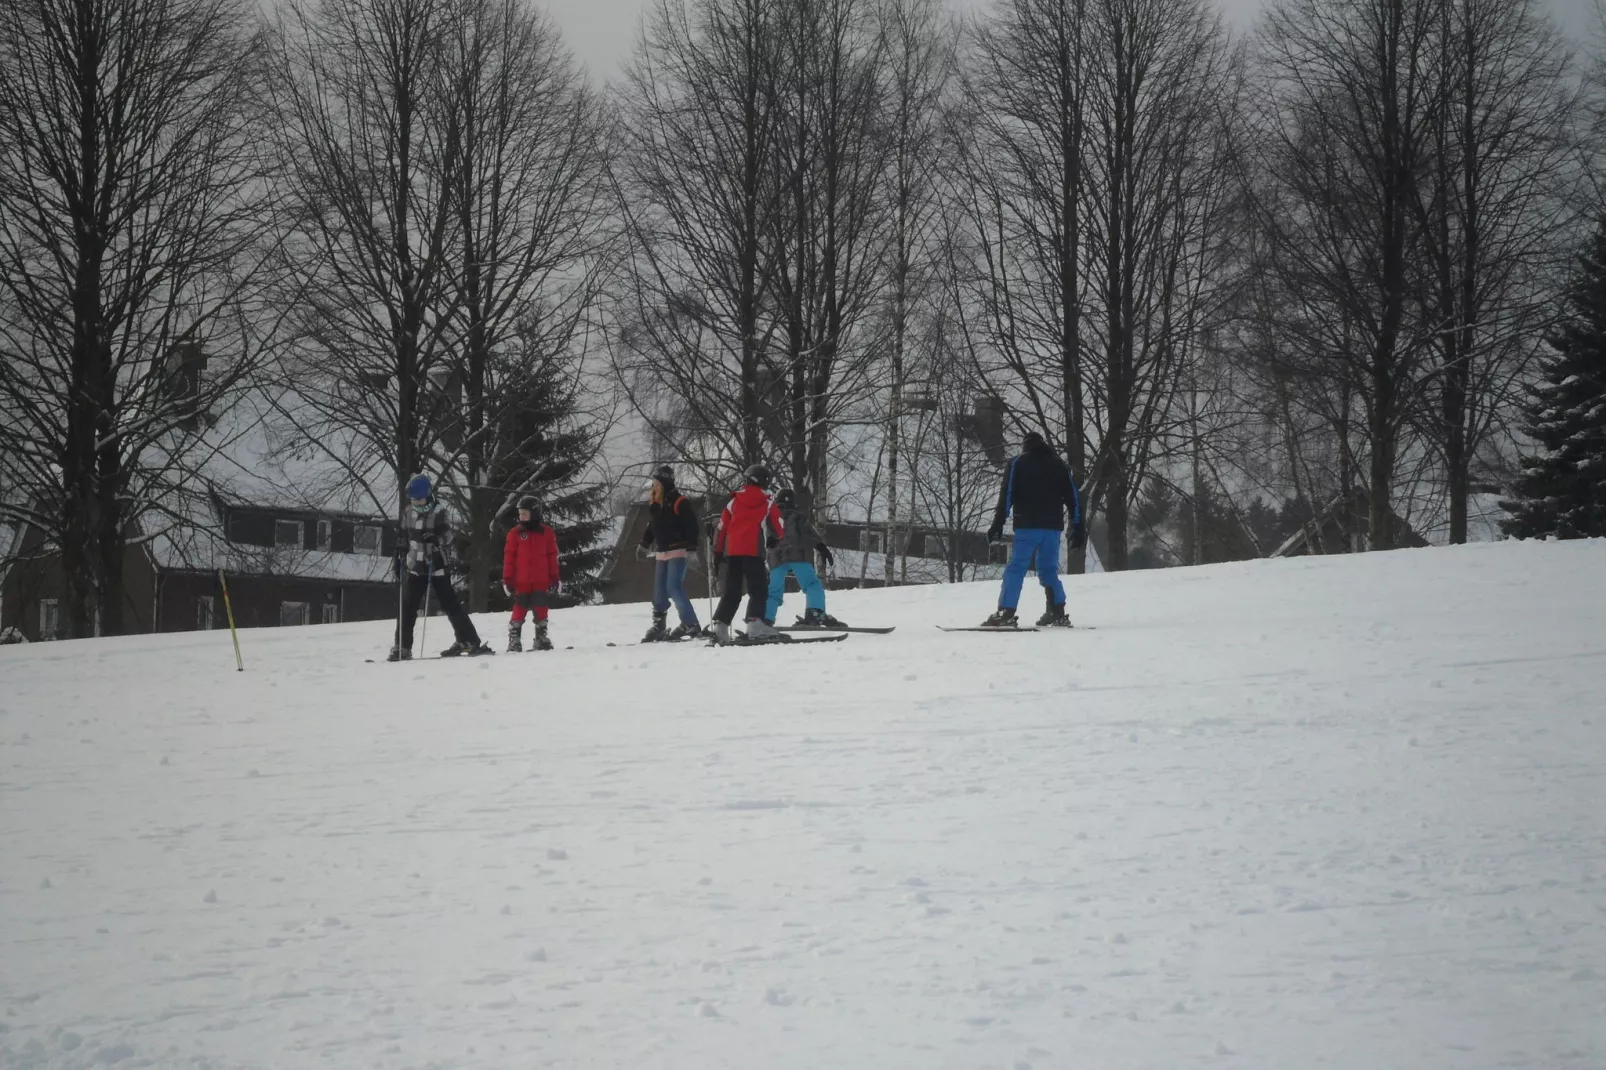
top-left (400, 501), bottom-right (454, 576)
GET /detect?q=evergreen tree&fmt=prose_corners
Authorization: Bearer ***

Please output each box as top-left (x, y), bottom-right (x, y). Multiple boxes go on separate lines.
top-left (1501, 221), bottom-right (1606, 539)
top-left (481, 352), bottom-right (612, 603)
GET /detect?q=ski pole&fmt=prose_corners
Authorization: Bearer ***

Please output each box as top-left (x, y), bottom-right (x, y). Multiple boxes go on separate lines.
top-left (218, 569), bottom-right (244, 672)
top-left (419, 556), bottom-right (434, 655)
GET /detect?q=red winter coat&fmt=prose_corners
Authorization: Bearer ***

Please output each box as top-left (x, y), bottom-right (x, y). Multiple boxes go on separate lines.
top-left (714, 484), bottom-right (784, 558)
top-left (503, 523), bottom-right (560, 592)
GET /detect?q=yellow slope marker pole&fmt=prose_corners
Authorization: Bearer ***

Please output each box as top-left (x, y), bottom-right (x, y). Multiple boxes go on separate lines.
top-left (218, 569), bottom-right (244, 671)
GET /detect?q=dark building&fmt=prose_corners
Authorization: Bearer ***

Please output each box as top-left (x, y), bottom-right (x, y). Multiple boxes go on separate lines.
top-left (1, 493), bottom-right (402, 641)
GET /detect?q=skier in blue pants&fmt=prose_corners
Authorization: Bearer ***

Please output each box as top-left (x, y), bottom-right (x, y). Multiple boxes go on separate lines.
top-left (766, 488), bottom-right (844, 627)
top-left (983, 431), bottom-right (1086, 628)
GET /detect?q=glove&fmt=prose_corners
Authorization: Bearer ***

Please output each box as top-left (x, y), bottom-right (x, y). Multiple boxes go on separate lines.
top-left (1069, 524), bottom-right (1087, 552)
top-left (816, 543), bottom-right (834, 568)
top-left (986, 524), bottom-right (1003, 544)
top-left (417, 531), bottom-right (438, 545)
top-left (502, 583), bottom-right (513, 598)
top-left (765, 534), bottom-right (779, 550)
top-left (714, 551), bottom-right (725, 569)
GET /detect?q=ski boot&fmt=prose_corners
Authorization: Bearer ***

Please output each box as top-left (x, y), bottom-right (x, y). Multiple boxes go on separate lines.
top-left (441, 638), bottom-right (495, 657)
top-left (1036, 605), bottom-right (1072, 628)
top-left (979, 607), bottom-right (1019, 628)
top-left (667, 619), bottom-right (701, 641)
top-left (534, 621), bottom-right (554, 651)
top-left (798, 607), bottom-right (846, 629)
top-left (741, 618), bottom-right (787, 644)
top-left (642, 611), bottom-right (669, 643)
top-left (507, 621), bottom-right (524, 653)
top-left (708, 620), bottom-right (731, 646)
top-left (386, 645), bottom-right (413, 662)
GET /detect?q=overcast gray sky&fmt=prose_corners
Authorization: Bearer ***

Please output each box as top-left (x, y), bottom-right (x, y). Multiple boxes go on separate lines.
top-left (552, 0), bottom-right (1597, 83)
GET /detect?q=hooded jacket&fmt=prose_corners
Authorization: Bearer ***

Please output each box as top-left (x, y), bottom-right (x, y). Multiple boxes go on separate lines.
top-left (769, 500), bottom-right (823, 567)
top-left (991, 438), bottom-right (1082, 533)
top-left (714, 484), bottom-right (784, 558)
top-left (504, 519), bottom-right (560, 591)
top-left (640, 484), bottom-right (700, 553)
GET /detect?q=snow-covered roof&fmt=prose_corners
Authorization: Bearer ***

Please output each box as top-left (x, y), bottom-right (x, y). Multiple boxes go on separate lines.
top-left (147, 518), bottom-right (393, 583)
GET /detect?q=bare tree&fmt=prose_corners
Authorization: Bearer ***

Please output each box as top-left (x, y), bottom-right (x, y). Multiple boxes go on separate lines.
top-left (1410, 0), bottom-right (1579, 542)
top-left (0, 0), bottom-right (279, 636)
top-left (1250, 0), bottom-right (1445, 550)
top-left (768, 0), bottom-right (889, 502)
top-left (611, 0), bottom-right (790, 483)
top-left (951, 0), bottom-right (1238, 570)
top-left (875, 0), bottom-right (955, 584)
top-left (442, 0), bottom-right (612, 608)
top-left (270, 0), bottom-right (465, 515)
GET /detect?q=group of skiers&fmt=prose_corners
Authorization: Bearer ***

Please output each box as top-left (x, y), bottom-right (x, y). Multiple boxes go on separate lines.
top-left (386, 429), bottom-right (1085, 658)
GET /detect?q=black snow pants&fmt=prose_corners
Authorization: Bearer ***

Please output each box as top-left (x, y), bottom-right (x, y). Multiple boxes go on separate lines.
top-left (397, 570), bottom-right (480, 650)
top-left (714, 555), bottom-right (769, 625)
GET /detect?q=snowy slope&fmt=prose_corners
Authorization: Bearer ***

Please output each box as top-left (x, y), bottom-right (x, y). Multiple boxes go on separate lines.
top-left (2, 541), bottom-right (1604, 1070)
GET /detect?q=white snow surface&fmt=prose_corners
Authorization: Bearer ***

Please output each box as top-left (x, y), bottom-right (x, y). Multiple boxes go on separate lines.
top-left (2, 540), bottom-right (1604, 1070)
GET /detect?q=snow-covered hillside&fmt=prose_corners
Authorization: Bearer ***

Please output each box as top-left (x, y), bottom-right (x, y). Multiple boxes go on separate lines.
top-left (2, 541), bottom-right (1603, 1070)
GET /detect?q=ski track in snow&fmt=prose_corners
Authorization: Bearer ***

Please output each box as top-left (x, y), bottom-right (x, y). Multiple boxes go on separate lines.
top-left (1, 541), bottom-right (1603, 1069)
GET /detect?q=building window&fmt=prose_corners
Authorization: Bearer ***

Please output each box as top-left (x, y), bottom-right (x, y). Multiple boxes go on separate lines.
top-left (198, 596), bottom-right (215, 631)
top-left (862, 530), bottom-right (883, 555)
top-left (40, 598), bottom-right (59, 640)
top-left (926, 535), bottom-right (948, 560)
top-left (275, 520), bottom-right (304, 549)
top-left (316, 519), bottom-right (332, 550)
top-left (279, 601), bottom-right (310, 627)
top-left (321, 603), bottom-right (339, 624)
top-left (354, 524), bottom-right (382, 556)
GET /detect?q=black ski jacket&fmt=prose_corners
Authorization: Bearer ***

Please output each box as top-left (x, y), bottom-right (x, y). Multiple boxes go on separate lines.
top-left (991, 443), bottom-right (1082, 532)
top-left (640, 491), bottom-right (701, 553)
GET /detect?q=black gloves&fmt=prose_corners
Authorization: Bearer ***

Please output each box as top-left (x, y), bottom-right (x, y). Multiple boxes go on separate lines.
top-left (816, 543), bottom-right (834, 568)
top-left (1069, 523), bottom-right (1087, 552)
top-left (765, 534), bottom-right (779, 550)
top-left (986, 523), bottom-right (1003, 544)
top-left (714, 551), bottom-right (726, 569)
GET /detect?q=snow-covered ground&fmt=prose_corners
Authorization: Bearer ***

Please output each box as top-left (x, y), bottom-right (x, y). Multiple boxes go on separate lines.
top-left (2, 541), bottom-right (1604, 1070)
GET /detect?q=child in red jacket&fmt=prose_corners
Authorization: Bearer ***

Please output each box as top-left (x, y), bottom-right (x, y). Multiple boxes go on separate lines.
top-left (503, 496), bottom-right (561, 651)
top-left (710, 464), bottom-right (784, 645)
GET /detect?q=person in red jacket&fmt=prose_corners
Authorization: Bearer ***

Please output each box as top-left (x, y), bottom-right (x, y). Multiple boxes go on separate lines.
top-left (502, 495), bottom-right (561, 652)
top-left (710, 464), bottom-right (785, 645)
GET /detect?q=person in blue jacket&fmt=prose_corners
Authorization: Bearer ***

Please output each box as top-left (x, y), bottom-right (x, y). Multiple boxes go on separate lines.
top-left (982, 431), bottom-right (1085, 627)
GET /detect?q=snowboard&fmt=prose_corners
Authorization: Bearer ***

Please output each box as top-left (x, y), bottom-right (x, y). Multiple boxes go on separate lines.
top-left (778, 624), bottom-right (895, 634)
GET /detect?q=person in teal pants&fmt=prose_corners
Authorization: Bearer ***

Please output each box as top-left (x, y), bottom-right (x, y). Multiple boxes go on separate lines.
top-left (766, 488), bottom-right (844, 627)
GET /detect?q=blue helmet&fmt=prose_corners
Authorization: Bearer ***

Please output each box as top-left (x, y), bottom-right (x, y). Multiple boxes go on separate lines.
top-left (406, 473), bottom-right (432, 501)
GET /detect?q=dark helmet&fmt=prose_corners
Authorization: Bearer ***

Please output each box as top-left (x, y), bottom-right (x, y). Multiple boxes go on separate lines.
top-left (774, 487), bottom-right (796, 509)
top-left (652, 464), bottom-right (675, 485)
top-left (517, 495), bottom-right (539, 512)
top-left (743, 463), bottom-right (772, 489)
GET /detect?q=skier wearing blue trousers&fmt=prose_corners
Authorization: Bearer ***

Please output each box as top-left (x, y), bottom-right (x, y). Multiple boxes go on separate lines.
top-left (766, 488), bottom-right (845, 628)
top-left (982, 431), bottom-right (1086, 628)
top-left (638, 466), bottom-right (704, 642)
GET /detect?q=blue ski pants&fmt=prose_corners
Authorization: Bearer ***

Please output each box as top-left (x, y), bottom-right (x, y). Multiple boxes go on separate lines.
top-left (767, 561), bottom-right (827, 622)
top-left (652, 556), bottom-right (700, 626)
top-left (997, 528), bottom-right (1065, 610)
